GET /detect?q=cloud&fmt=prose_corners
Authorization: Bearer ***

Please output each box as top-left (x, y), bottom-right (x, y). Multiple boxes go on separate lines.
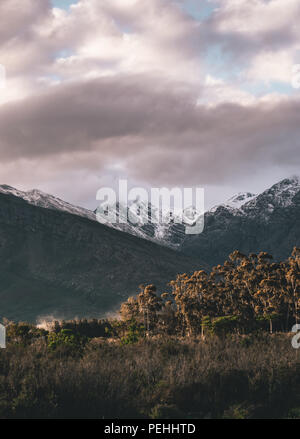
top-left (0, 74), bottom-right (299, 190)
top-left (206, 0), bottom-right (300, 82)
top-left (0, 0), bottom-right (299, 208)
top-left (0, 0), bottom-right (51, 43)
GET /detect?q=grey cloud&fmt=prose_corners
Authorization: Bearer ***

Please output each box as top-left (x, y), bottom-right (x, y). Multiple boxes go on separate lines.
top-left (198, 3), bottom-right (300, 68)
top-left (0, 74), bottom-right (299, 187)
top-left (0, 0), bottom-right (51, 44)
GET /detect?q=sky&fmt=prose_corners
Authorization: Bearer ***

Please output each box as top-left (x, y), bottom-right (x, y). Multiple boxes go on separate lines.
top-left (0, 0), bottom-right (299, 210)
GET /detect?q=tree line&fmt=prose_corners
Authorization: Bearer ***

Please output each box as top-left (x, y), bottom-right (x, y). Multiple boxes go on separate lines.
top-left (119, 247), bottom-right (300, 338)
top-left (4, 248), bottom-right (299, 344)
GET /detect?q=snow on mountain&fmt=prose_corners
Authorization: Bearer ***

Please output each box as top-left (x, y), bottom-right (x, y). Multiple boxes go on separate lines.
top-left (225, 192), bottom-right (257, 209)
top-left (181, 175), bottom-right (300, 267)
top-left (0, 185), bottom-right (96, 221)
top-left (223, 176), bottom-right (300, 222)
top-left (209, 176), bottom-right (300, 220)
top-left (210, 192), bottom-right (257, 213)
top-left (1, 176), bottom-right (299, 250)
top-left (95, 201), bottom-right (154, 242)
top-left (95, 201), bottom-right (188, 248)
top-left (0, 184), bottom-right (188, 248)
top-left (242, 176), bottom-right (300, 213)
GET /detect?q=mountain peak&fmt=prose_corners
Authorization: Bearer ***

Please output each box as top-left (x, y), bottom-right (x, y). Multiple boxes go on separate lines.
top-left (225, 192), bottom-right (257, 209)
top-left (239, 175), bottom-right (300, 219)
top-left (270, 175), bottom-right (300, 192)
top-left (259, 175), bottom-right (300, 205)
top-left (210, 191), bottom-right (257, 213)
top-left (26, 188), bottom-right (47, 195)
top-left (0, 184), bottom-right (16, 191)
top-left (1, 176), bottom-right (299, 251)
top-left (182, 177), bottom-right (300, 267)
top-left (0, 184), bottom-right (95, 221)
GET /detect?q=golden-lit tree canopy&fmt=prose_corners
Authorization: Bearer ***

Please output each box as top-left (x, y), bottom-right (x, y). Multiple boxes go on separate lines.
top-left (119, 248), bottom-right (300, 337)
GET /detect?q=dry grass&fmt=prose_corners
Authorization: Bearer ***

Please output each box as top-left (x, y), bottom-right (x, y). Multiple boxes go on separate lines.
top-left (0, 333), bottom-right (299, 419)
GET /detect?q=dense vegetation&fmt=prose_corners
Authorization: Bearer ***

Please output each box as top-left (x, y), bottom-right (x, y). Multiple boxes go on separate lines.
top-left (119, 247), bottom-right (300, 337)
top-left (1, 331), bottom-right (300, 419)
top-left (0, 248), bottom-right (299, 419)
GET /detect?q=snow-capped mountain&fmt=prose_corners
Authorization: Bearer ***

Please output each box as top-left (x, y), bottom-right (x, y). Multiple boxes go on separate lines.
top-left (241, 176), bottom-right (300, 218)
top-left (0, 185), bottom-right (96, 221)
top-left (0, 176), bottom-right (297, 321)
top-left (209, 176), bottom-right (300, 219)
top-left (227, 192), bottom-right (257, 209)
top-left (181, 176), bottom-right (300, 266)
top-left (0, 185), bottom-right (201, 322)
top-left (95, 201), bottom-right (189, 249)
top-left (98, 176), bottom-right (300, 249)
top-left (0, 184), bottom-right (192, 248)
top-left (0, 184), bottom-right (198, 249)
top-left (210, 192), bottom-right (257, 213)
top-left (1, 176), bottom-right (299, 258)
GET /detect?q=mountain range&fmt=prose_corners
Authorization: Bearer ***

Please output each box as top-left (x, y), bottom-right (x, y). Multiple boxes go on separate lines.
top-left (94, 176), bottom-right (300, 265)
top-left (0, 176), bottom-right (299, 322)
top-left (181, 176), bottom-right (300, 266)
top-left (0, 187), bottom-right (201, 322)
top-left (93, 178), bottom-right (300, 258)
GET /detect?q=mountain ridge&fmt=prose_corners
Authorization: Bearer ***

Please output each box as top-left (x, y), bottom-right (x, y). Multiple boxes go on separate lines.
top-left (181, 176), bottom-right (300, 266)
top-left (1, 176), bottom-right (299, 255)
top-left (0, 190), bottom-right (203, 322)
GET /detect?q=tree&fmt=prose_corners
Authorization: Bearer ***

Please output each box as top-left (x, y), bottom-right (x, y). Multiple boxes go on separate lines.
top-left (137, 285), bottom-right (162, 336)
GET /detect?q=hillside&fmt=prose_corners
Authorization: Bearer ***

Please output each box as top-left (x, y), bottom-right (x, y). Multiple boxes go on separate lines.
top-left (0, 191), bottom-right (202, 322)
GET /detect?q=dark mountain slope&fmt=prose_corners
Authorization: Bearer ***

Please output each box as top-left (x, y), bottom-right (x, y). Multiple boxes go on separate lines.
top-left (0, 192), bottom-right (202, 322)
top-left (181, 177), bottom-right (300, 267)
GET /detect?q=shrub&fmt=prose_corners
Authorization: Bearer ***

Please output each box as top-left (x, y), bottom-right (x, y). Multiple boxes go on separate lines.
top-left (150, 404), bottom-right (184, 419)
top-left (121, 320), bottom-right (145, 345)
top-left (47, 329), bottom-right (87, 353)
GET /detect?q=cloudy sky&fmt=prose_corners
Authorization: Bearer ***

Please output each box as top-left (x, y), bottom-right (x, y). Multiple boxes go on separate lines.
top-left (0, 0), bottom-right (299, 209)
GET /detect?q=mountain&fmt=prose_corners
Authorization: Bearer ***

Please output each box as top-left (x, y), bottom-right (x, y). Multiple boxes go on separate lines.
top-left (210, 192), bottom-right (257, 212)
top-left (0, 188), bottom-right (203, 322)
top-left (95, 200), bottom-right (188, 249)
top-left (0, 186), bottom-right (190, 249)
top-left (180, 177), bottom-right (300, 266)
top-left (93, 178), bottom-right (300, 264)
top-left (1, 176), bottom-right (298, 322)
top-left (0, 185), bottom-right (96, 221)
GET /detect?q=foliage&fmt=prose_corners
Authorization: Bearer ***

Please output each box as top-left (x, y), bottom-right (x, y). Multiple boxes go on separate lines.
top-left (47, 329), bottom-right (87, 353)
top-left (52, 319), bottom-right (112, 338)
top-left (0, 247), bottom-right (299, 418)
top-left (119, 248), bottom-right (300, 337)
top-left (0, 334), bottom-right (299, 419)
top-left (121, 320), bottom-right (145, 345)
top-left (6, 322), bottom-right (48, 345)
top-left (150, 404), bottom-right (184, 419)
top-left (210, 315), bottom-right (240, 337)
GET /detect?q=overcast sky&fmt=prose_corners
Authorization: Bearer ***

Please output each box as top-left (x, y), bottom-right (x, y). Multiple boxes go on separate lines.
top-left (0, 0), bottom-right (299, 209)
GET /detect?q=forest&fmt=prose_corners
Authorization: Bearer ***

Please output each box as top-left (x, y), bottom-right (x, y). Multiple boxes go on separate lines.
top-left (0, 248), bottom-right (299, 419)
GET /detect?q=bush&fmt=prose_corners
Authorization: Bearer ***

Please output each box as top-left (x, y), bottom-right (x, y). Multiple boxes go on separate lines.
top-left (47, 329), bottom-right (87, 354)
top-left (150, 404), bottom-right (184, 419)
top-left (287, 407), bottom-right (300, 419)
top-left (211, 316), bottom-right (240, 337)
top-left (121, 320), bottom-right (145, 345)
top-left (222, 403), bottom-right (254, 419)
top-left (0, 328), bottom-right (299, 419)
top-left (6, 323), bottom-right (48, 345)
